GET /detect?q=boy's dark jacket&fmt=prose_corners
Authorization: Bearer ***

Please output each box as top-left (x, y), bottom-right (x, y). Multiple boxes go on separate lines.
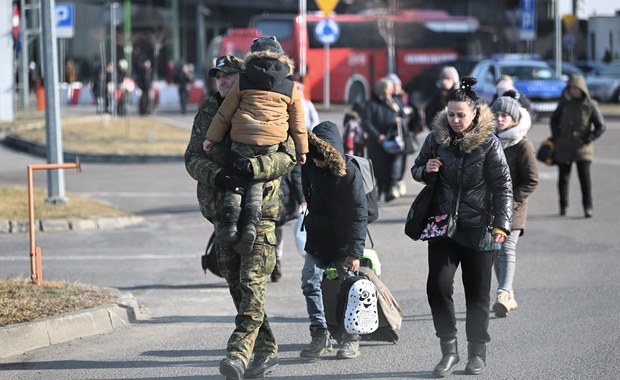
top-left (302, 121), bottom-right (368, 260)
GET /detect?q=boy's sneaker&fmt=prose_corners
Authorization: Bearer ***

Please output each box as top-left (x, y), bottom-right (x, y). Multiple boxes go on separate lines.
top-left (300, 329), bottom-right (332, 358)
top-left (493, 290), bottom-right (518, 317)
top-left (336, 338), bottom-right (360, 359)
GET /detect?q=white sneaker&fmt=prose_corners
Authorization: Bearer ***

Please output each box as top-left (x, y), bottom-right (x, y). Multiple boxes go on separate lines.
top-left (492, 290), bottom-right (518, 317)
top-left (398, 180), bottom-right (407, 196)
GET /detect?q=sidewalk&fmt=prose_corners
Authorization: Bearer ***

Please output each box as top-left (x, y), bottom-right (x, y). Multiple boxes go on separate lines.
top-left (0, 292), bottom-right (143, 359)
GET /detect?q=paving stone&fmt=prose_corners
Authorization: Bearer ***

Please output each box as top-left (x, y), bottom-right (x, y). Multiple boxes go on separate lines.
top-left (70, 219), bottom-right (99, 231)
top-left (40, 219), bottom-right (71, 232)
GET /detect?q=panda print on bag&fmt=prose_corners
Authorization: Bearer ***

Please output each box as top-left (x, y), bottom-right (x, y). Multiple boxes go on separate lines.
top-left (344, 278), bottom-right (379, 335)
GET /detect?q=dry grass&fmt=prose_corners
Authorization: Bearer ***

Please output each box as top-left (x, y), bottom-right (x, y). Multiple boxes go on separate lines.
top-left (0, 278), bottom-right (118, 326)
top-left (11, 116), bottom-right (190, 155)
top-left (0, 186), bottom-right (130, 220)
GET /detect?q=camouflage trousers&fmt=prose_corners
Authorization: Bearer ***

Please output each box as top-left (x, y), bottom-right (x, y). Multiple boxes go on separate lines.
top-left (223, 142), bottom-right (279, 224)
top-left (215, 219), bottom-right (278, 366)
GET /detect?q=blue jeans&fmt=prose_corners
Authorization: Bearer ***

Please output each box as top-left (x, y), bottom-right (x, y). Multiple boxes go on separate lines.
top-left (301, 253), bottom-right (350, 330)
top-left (494, 229), bottom-right (520, 293)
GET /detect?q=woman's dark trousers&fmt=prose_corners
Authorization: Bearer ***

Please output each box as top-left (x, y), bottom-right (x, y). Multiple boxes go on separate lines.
top-left (427, 237), bottom-right (494, 343)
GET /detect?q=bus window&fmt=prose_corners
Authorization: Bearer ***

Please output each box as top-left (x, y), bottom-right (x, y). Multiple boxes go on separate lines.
top-left (252, 20), bottom-right (293, 41)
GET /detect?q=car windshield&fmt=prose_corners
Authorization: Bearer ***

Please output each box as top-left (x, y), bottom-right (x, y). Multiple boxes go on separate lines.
top-left (501, 65), bottom-right (557, 80)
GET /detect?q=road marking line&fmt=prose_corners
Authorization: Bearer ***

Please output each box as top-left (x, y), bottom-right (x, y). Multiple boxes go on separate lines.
top-left (0, 254), bottom-right (199, 261)
top-left (78, 192), bottom-right (195, 198)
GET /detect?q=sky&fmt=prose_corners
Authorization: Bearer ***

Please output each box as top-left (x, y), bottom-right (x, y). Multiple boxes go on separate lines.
top-left (559, 0), bottom-right (619, 19)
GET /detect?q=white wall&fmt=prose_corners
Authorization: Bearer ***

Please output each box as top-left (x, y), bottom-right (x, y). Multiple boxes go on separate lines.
top-left (0, 0), bottom-right (15, 122)
top-left (588, 16), bottom-right (620, 60)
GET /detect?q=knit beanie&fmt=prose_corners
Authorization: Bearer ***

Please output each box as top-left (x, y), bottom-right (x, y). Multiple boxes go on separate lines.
top-left (439, 66), bottom-right (459, 84)
top-left (250, 36), bottom-right (284, 54)
top-left (491, 96), bottom-right (521, 122)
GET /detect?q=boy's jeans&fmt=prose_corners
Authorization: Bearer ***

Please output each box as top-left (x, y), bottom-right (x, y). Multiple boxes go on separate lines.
top-left (301, 253), bottom-right (350, 330)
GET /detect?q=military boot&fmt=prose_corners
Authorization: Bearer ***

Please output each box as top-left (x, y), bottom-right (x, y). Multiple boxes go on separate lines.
top-left (300, 328), bottom-right (332, 358)
top-left (336, 334), bottom-right (360, 359)
top-left (432, 338), bottom-right (460, 377)
top-left (233, 209), bottom-right (261, 255)
top-left (215, 205), bottom-right (241, 245)
top-left (464, 342), bottom-right (486, 375)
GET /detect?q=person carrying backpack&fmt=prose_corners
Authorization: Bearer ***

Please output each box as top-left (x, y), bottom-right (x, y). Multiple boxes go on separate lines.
top-left (300, 121), bottom-right (368, 360)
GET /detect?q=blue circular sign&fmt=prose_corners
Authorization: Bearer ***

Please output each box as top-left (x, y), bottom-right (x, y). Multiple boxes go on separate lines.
top-left (314, 19), bottom-right (340, 45)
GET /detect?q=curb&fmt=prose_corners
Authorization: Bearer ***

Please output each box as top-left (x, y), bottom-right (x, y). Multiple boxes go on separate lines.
top-left (0, 216), bottom-right (145, 234)
top-left (0, 292), bottom-right (143, 359)
top-left (3, 135), bottom-right (183, 164)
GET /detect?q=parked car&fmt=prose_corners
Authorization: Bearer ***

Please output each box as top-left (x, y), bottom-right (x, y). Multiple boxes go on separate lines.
top-left (403, 57), bottom-right (481, 104)
top-left (586, 61), bottom-right (620, 103)
top-left (469, 56), bottom-right (565, 118)
top-left (573, 60), bottom-right (608, 77)
top-left (546, 61), bottom-right (584, 82)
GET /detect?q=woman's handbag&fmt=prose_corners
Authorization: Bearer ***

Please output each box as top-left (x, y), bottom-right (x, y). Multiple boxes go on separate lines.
top-left (419, 213), bottom-right (458, 240)
top-left (382, 120), bottom-right (405, 154)
top-left (419, 172), bottom-right (463, 241)
top-left (536, 138), bottom-right (555, 166)
top-left (404, 177), bottom-right (437, 240)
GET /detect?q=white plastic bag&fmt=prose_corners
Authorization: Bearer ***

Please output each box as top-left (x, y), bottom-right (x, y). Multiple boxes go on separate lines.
top-left (293, 211), bottom-right (306, 257)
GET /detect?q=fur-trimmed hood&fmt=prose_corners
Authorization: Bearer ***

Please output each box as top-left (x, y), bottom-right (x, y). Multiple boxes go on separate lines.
top-left (307, 121), bottom-right (347, 177)
top-left (432, 103), bottom-right (496, 153)
top-left (243, 50), bottom-right (295, 89)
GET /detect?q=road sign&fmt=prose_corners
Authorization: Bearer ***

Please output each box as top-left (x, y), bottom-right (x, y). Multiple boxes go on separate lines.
top-left (562, 14), bottom-right (577, 30)
top-left (314, 0), bottom-right (339, 16)
top-left (519, 0), bottom-right (536, 41)
top-left (55, 3), bottom-right (74, 39)
top-left (314, 18), bottom-right (340, 45)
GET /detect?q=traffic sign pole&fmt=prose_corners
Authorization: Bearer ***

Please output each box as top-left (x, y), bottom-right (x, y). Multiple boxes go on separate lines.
top-left (314, 18), bottom-right (340, 109)
top-left (41, 0), bottom-right (68, 204)
top-left (323, 43), bottom-right (330, 109)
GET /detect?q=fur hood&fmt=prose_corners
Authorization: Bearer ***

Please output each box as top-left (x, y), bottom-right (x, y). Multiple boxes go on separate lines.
top-left (242, 50), bottom-right (294, 90)
top-left (432, 103), bottom-right (496, 153)
top-left (307, 121), bottom-right (347, 177)
top-left (244, 50), bottom-right (295, 77)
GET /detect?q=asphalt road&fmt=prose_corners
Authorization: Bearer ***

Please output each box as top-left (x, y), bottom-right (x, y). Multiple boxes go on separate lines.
top-left (1, 106), bottom-right (619, 379)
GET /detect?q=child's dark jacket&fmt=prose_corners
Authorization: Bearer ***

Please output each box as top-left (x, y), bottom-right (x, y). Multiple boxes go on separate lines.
top-left (302, 121), bottom-right (367, 260)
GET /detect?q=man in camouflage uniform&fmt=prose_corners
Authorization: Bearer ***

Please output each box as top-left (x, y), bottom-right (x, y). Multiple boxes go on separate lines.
top-left (184, 55), bottom-right (296, 380)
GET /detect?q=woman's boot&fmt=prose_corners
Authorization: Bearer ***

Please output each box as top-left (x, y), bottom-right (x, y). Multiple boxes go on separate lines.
top-left (464, 342), bottom-right (486, 375)
top-left (432, 338), bottom-right (460, 377)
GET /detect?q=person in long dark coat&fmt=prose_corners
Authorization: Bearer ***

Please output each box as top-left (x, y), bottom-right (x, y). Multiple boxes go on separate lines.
top-left (136, 57), bottom-right (154, 115)
top-left (550, 74), bottom-right (606, 217)
top-left (361, 77), bottom-right (406, 202)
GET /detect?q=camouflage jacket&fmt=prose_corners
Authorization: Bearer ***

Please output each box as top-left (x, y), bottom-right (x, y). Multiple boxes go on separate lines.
top-left (184, 94), bottom-right (296, 224)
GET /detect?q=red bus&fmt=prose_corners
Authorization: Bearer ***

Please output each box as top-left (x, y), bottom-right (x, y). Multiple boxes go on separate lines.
top-left (207, 10), bottom-right (486, 104)
top-left (250, 10), bottom-right (485, 105)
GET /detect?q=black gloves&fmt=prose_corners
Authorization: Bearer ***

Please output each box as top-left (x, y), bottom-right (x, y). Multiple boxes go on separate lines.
top-left (227, 151), bottom-right (254, 179)
top-left (214, 169), bottom-right (248, 194)
top-left (582, 135), bottom-right (593, 145)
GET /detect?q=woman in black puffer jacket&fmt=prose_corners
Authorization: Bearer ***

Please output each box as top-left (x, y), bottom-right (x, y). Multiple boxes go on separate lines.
top-left (411, 77), bottom-right (513, 377)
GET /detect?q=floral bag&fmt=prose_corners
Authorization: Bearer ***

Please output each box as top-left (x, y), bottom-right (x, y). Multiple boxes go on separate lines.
top-left (420, 213), bottom-right (458, 240)
top-left (419, 170), bottom-right (463, 241)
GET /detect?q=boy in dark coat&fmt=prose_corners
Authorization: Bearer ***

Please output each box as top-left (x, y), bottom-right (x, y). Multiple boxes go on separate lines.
top-left (299, 121), bottom-right (368, 360)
